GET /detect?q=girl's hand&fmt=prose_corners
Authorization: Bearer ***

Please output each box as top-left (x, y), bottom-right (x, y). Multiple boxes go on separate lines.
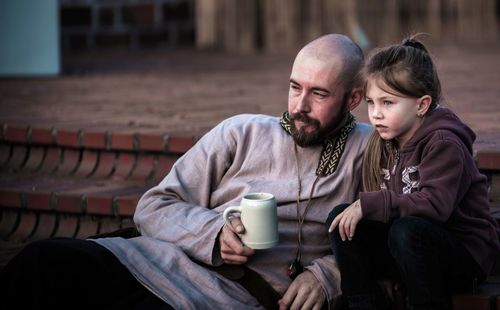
top-left (328, 200), bottom-right (363, 241)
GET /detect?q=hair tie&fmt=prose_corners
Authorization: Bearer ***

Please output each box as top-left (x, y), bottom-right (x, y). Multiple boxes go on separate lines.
top-left (402, 39), bottom-right (428, 53)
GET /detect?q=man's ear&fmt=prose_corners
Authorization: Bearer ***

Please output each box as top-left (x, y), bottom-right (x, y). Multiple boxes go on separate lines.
top-left (417, 95), bottom-right (432, 116)
top-left (346, 88), bottom-right (362, 111)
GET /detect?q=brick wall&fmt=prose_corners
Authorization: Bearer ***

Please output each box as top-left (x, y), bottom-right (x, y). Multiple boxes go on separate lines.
top-left (60, 0), bottom-right (194, 50)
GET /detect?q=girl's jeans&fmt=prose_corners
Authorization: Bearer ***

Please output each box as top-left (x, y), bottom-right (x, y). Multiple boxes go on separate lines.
top-left (326, 203), bottom-right (485, 309)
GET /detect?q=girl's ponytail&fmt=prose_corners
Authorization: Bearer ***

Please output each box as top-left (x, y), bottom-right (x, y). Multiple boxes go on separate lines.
top-left (363, 34), bottom-right (441, 110)
top-left (401, 36), bottom-right (429, 53)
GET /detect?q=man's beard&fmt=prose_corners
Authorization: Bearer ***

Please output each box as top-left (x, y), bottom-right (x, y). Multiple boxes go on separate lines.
top-left (289, 100), bottom-right (349, 147)
top-left (289, 113), bottom-right (323, 147)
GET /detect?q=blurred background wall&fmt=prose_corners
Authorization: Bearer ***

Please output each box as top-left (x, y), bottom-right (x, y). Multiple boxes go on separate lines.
top-left (56, 0), bottom-right (498, 53)
top-left (60, 0), bottom-right (194, 50)
top-left (0, 0), bottom-right (59, 75)
top-left (0, 0), bottom-right (497, 76)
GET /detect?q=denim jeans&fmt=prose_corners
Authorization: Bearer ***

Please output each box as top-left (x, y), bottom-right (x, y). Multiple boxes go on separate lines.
top-left (326, 203), bottom-right (485, 310)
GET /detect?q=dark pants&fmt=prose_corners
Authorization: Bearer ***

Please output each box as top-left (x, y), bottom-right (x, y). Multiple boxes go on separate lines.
top-left (0, 238), bottom-right (174, 310)
top-left (326, 204), bottom-right (485, 310)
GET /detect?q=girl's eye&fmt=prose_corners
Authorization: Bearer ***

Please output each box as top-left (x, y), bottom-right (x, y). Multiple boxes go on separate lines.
top-left (365, 99), bottom-right (373, 104)
top-left (383, 100), bottom-right (393, 105)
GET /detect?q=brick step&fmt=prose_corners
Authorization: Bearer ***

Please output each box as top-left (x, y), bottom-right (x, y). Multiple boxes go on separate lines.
top-left (0, 207), bottom-right (135, 245)
top-left (452, 294), bottom-right (500, 310)
top-left (1, 123), bottom-right (196, 154)
top-left (1, 123), bottom-right (499, 308)
top-left (0, 124), bottom-right (193, 252)
top-left (0, 143), bottom-right (178, 184)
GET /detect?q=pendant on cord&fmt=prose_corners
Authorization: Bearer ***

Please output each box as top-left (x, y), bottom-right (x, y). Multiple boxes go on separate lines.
top-left (287, 259), bottom-right (304, 280)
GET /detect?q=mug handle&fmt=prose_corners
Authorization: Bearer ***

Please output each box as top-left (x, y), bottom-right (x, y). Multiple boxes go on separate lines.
top-left (223, 206), bottom-right (242, 227)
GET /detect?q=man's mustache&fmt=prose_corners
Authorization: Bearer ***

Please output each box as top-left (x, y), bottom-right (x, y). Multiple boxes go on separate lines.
top-left (289, 113), bottom-right (320, 127)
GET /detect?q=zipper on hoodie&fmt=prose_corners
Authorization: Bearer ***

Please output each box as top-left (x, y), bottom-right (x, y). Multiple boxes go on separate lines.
top-left (391, 149), bottom-right (400, 176)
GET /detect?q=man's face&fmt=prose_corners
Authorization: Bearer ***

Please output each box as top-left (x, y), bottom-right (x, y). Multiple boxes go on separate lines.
top-left (287, 55), bottom-right (349, 147)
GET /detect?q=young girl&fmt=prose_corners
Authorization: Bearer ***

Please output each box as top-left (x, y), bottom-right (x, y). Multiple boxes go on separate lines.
top-left (326, 37), bottom-right (500, 309)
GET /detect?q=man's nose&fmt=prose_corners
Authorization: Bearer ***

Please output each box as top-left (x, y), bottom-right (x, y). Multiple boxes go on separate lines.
top-left (296, 93), bottom-right (311, 113)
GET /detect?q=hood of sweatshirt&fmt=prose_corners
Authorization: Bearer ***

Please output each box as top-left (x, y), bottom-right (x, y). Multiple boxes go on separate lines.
top-left (403, 105), bottom-right (476, 153)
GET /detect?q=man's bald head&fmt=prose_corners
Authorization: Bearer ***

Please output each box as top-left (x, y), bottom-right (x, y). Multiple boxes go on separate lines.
top-left (287, 34), bottom-right (364, 146)
top-left (295, 34), bottom-right (364, 91)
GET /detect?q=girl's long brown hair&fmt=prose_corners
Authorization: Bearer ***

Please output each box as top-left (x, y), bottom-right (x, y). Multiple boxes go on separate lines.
top-left (361, 35), bottom-right (442, 192)
top-left (362, 131), bottom-right (387, 192)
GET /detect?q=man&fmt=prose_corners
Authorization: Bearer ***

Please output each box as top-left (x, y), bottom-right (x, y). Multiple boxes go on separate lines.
top-left (0, 34), bottom-right (371, 309)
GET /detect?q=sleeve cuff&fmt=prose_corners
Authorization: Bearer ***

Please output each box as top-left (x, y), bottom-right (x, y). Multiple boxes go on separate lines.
top-left (305, 261), bottom-right (341, 308)
top-left (210, 218), bottom-right (226, 266)
top-left (360, 190), bottom-right (389, 222)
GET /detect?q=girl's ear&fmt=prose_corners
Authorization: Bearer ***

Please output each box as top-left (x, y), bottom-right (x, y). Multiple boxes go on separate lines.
top-left (417, 95), bottom-right (432, 117)
top-left (347, 88), bottom-right (363, 111)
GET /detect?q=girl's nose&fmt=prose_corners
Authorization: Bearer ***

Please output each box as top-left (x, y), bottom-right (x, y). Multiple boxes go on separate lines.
top-left (371, 105), bottom-right (383, 119)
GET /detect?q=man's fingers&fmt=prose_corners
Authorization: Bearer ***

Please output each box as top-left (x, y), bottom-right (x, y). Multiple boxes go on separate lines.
top-left (221, 234), bottom-right (242, 253)
top-left (221, 225), bottom-right (243, 247)
top-left (221, 230), bottom-right (254, 255)
top-left (221, 241), bottom-right (254, 257)
top-left (220, 253), bottom-right (249, 264)
top-left (278, 283), bottom-right (297, 310)
top-left (219, 225), bottom-right (254, 265)
top-left (228, 217), bottom-right (245, 233)
top-left (289, 291), bottom-right (306, 310)
top-left (300, 293), bottom-right (319, 310)
top-left (220, 242), bottom-right (253, 264)
top-left (312, 303), bottom-right (322, 310)
top-left (283, 271), bottom-right (325, 310)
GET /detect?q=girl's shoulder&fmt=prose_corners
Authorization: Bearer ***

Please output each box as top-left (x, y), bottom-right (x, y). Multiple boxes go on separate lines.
top-left (420, 128), bottom-right (468, 149)
top-left (411, 107), bottom-right (476, 154)
top-left (416, 129), bottom-right (474, 167)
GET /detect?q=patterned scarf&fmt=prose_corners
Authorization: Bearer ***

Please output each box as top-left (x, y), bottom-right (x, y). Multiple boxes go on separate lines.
top-left (280, 111), bottom-right (356, 176)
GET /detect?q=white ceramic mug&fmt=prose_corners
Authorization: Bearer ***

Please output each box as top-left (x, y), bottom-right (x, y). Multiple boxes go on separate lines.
top-left (223, 192), bottom-right (279, 249)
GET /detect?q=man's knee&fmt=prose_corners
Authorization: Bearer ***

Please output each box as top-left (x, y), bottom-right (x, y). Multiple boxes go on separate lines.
top-left (0, 239), bottom-right (65, 290)
top-left (9, 239), bottom-right (59, 263)
top-left (6, 238), bottom-right (100, 271)
top-left (18, 238), bottom-right (78, 257)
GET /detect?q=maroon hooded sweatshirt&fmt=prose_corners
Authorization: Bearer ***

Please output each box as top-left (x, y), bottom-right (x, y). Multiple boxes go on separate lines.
top-left (360, 106), bottom-right (500, 275)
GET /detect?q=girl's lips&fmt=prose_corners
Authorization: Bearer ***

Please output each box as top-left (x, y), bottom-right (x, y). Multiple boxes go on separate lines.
top-left (375, 124), bottom-right (389, 133)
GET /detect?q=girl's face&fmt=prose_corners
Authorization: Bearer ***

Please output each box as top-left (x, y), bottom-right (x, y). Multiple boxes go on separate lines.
top-left (365, 77), bottom-right (427, 148)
